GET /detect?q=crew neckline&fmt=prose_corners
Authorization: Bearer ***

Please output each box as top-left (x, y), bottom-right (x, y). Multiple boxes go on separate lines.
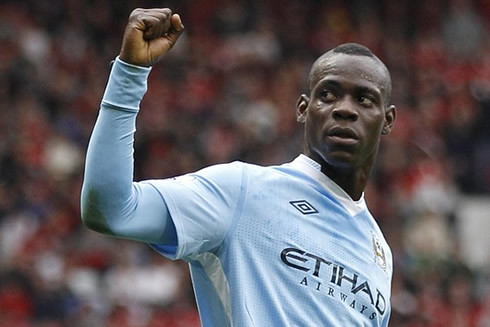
top-left (290, 154), bottom-right (367, 216)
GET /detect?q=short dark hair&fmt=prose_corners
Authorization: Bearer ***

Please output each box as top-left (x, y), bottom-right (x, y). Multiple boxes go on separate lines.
top-left (308, 43), bottom-right (392, 105)
top-left (332, 43), bottom-right (375, 57)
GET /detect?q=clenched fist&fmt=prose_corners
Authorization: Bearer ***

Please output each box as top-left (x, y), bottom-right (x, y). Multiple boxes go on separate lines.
top-left (119, 8), bottom-right (184, 67)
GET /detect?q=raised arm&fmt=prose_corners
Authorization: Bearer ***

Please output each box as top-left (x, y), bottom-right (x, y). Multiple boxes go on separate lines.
top-left (80, 9), bottom-right (184, 243)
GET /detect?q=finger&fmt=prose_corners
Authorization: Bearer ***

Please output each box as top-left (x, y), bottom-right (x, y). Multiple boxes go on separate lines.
top-left (129, 7), bottom-right (172, 21)
top-left (142, 16), bottom-right (171, 40)
top-left (166, 14), bottom-right (185, 44)
top-left (142, 10), bottom-right (173, 39)
top-left (171, 14), bottom-right (184, 31)
top-left (146, 14), bottom-right (184, 63)
top-left (141, 8), bottom-right (172, 16)
top-left (128, 8), bottom-right (172, 39)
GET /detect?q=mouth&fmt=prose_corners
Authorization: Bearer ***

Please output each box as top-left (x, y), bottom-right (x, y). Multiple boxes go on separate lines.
top-left (326, 126), bottom-right (359, 146)
top-left (327, 126), bottom-right (359, 140)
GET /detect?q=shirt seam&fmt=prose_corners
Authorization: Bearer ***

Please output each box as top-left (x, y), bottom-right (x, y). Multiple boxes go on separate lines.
top-left (153, 184), bottom-right (188, 259)
top-left (218, 162), bottom-right (248, 257)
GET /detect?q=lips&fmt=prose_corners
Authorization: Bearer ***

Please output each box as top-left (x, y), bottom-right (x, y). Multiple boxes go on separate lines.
top-left (327, 126), bottom-right (359, 140)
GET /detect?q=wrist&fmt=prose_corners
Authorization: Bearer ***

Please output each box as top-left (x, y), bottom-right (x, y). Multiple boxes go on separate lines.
top-left (101, 57), bottom-right (152, 111)
top-left (118, 52), bottom-right (152, 68)
top-left (115, 56), bottom-right (153, 70)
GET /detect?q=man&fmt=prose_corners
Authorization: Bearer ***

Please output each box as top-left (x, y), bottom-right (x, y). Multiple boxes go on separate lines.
top-left (81, 7), bottom-right (396, 326)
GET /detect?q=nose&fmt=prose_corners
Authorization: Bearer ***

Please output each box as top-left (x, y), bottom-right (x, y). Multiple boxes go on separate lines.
top-left (332, 97), bottom-right (358, 121)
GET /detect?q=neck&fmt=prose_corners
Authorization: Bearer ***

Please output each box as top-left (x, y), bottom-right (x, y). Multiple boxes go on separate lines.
top-left (307, 154), bottom-right (375, 201)
top-left (322, 165), bottom-right (369, 201)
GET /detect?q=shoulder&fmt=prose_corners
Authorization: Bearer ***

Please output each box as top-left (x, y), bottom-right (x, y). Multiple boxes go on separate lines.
top-left (182, 159), bottom-right (301, 194)
top-left (180, 161), bottom-right (257, 190)
top-left (194, 160), bottom-right (287, 179)
top-left (191, 161), bottom-right (253, 181)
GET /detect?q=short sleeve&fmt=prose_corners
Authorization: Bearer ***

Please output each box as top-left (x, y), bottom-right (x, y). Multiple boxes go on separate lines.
top-left (147, 162), bottom-right (245, 260)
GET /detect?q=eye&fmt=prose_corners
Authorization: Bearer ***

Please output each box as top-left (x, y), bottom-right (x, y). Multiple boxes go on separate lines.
top-left (320, 89), bottom-right (337, 102)
top-left (358, 95), bottom-right (375, 107)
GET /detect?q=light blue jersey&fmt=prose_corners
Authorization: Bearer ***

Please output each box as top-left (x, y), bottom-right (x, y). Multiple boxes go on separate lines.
top-left (148, 156), bottom-right (393, 327)
top-left (82, 58), bottom-right (393, 327)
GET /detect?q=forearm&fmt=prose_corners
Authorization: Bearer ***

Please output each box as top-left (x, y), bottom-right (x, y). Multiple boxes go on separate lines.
top-left (83, 58), bottom-right (148, 204)
top-left (81, 58), bottom-right (169, 241)
top-left (81, 105), bottom-right (139, 233)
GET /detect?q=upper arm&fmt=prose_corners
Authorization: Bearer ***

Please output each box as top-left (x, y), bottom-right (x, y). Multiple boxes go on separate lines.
top-left (81, 181), bottom-right (176, 244)
top-left (81, 161), bottom-right (245, 259)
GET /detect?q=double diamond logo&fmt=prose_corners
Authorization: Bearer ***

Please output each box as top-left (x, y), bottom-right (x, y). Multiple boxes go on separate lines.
top-left (289, 200), bottom-right (318, 215)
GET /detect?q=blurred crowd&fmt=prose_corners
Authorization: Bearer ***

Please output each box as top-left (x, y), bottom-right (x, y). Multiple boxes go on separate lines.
top-left (1, 0), bottom-right (490, 326)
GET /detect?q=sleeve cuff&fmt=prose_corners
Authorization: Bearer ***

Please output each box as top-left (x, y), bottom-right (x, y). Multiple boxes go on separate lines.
top-left (101, 56), bottom-right (152, 112)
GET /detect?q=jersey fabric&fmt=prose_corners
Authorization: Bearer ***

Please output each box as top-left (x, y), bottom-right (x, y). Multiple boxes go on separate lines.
top-left (82, 57), bottom-right (393, 327)
top-left (149, 156), bottom-right (393, 327)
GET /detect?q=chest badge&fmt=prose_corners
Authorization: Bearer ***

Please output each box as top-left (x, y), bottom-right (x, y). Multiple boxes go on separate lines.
top-left (371, 231), bottom-right (387, 271)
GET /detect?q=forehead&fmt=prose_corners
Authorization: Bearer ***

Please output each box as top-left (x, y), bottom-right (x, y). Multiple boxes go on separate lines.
top-left (311, 54), bottom-right (390, 96)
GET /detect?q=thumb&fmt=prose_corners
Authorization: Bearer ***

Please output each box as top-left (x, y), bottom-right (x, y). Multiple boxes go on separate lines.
top-left (166, 14), bottom-right (185, 46)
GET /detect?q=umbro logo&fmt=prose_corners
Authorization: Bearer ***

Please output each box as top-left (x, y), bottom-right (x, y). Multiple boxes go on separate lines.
top-left (289, 200), bottom-right (318, 215)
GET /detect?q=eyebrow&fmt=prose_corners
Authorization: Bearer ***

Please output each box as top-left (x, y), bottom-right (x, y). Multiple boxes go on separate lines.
top-left (316, 79), bottom-right (382, 99)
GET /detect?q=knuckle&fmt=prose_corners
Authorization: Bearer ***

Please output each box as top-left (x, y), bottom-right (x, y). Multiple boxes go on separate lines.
top-left (130, 8), bottom-right (143, 17)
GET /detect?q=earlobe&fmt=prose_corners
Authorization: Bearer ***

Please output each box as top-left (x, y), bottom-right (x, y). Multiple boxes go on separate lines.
top-left (296, 94), bottom-right (309, 123)
top-left (382, 105), bottom-right (396, 135)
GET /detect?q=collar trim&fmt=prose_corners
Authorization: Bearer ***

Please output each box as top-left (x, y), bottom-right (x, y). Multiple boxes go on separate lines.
top-left (290, 155), bottom-right (367, 216)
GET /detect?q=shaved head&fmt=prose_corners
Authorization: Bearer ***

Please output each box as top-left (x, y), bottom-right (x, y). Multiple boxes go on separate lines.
top-left (308, 43), bottom-right (392, 105)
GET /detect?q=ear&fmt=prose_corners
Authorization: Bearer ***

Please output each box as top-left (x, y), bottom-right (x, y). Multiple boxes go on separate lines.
top-left (382, 105), bottom-right (396, 135)
top-left (296, 94), bottom-right (310, 123)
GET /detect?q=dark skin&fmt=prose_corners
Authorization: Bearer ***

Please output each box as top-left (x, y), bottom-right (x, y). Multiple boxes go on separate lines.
top-left (119, 8), bottom-right (184, 67)
top-left (296, 53), bottom-right (396, 200)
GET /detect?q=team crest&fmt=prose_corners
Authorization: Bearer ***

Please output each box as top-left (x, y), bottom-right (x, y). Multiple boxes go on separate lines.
top-left (371, 231), bottom-right (387, 271)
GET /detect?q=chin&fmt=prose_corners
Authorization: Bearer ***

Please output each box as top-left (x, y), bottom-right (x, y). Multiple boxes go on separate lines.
top-left (320, 151), bottom-right (359, 170)
top-left (327, 157), bottom-right (358, 170)
top-left (308, 144), bottom-right (360, 169)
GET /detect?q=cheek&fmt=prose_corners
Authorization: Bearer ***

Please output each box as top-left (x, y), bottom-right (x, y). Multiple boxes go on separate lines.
top-left (306, 111), bottom-right (327, 138)
top-left (363, 116), bottom-right (384, 144)
top-left (367, 119), bottom-right (383, 134)
top-left (308, 103), bottom-right (329, 124)
top-left (363, 109), bottom-right (384, 128)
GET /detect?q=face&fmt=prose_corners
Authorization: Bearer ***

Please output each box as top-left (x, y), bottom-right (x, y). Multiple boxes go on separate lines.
top-left (297, 53), bottom-right (396, 169)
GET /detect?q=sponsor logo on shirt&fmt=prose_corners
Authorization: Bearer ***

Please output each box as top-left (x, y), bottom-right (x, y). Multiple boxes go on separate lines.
top-left (289, 200), bottom-right (318, 215)
top-left (280, 247), bottom-right (388, 321)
